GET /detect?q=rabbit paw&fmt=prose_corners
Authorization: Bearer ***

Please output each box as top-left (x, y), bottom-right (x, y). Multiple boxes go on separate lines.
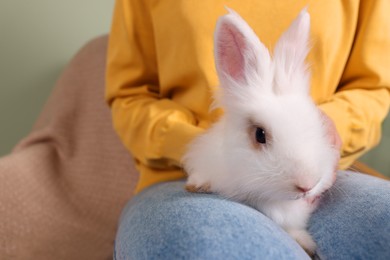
top-left (186, 174), bottom-right (212, 193)
top-left (185, 182), bottom-right (212, 193)
top-left (288, 229), bottom-right (317, 256)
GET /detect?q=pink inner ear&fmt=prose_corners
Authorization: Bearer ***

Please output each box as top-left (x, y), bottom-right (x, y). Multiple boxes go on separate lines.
top-left (217, 23), bottom-right (247, 81)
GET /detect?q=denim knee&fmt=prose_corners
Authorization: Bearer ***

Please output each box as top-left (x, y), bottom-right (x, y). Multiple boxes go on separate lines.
top-left (115, 181), bottom-right (309, 260)
top-left (309, 171), bottom-right (390, 259)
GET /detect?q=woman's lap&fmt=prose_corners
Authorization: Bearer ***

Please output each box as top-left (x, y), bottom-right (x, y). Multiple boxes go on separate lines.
top-left (115, 171), bottom-right (390, 259)
top-left (309, 171), bottom-right (390, 259)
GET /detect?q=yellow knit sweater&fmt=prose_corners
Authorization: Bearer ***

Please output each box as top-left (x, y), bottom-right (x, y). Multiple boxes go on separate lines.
top-left (106, 0), bottom-right (390, 193)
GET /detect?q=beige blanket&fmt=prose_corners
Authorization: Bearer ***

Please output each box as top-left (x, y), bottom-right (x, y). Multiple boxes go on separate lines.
top-left (0, 35), bottom-right (138, 260)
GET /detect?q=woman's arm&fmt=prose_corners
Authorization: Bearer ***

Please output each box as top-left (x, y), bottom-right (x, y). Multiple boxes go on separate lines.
top-left (319, 0), bottom-right (390, 169)
top-left (106, 0), bottom-right (203, 169)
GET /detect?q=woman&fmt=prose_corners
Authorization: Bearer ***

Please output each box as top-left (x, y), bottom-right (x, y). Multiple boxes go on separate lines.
top-left (106, 0), bottom-right (390, 258)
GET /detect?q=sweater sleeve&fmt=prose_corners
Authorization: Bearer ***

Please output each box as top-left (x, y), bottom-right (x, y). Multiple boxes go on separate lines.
top-left (319, 0), bottom-right (390, 169)
top-left (105, 0), bottom-right (203, 169)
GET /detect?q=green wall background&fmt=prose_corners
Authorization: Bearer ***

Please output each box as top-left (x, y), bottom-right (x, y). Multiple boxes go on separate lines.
top-left (0, 1), bottom-right (389, 176)
top-left (0, 0), bottom-right (114, 155)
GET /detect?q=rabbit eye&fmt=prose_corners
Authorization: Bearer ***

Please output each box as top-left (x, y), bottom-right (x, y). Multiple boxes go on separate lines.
top-left (255, 127), bottom-right (266, 144)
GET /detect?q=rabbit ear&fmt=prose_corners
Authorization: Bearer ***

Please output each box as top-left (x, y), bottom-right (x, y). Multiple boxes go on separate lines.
top-left (215, 8), bottom-right (271, 88)
top-left (273, 8), bottom-right (311, 94)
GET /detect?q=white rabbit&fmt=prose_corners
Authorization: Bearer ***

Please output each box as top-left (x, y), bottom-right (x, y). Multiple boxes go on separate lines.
top-left (183, 8), bottom-right (340, 254)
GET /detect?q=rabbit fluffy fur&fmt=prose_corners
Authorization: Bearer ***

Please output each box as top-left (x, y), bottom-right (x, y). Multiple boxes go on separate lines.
top-left (183, 8), bottom-right (339, 254)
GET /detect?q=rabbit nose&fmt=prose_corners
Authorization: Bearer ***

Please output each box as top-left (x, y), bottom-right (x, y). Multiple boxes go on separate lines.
top-left (295, 185), bottom-right (312, 193)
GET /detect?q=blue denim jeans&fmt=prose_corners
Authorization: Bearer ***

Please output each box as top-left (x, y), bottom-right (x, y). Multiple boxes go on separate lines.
top-left (114, 171), bottom-right (390, 259)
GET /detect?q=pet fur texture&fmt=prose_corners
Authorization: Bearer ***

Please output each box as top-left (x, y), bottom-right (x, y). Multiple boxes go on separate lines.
top-left (183, 8), bottom-right (339, 254)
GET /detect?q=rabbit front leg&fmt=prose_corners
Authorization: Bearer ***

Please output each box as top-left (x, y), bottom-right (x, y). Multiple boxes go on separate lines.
top-left (259, 199), bottom-right (317, 255)
top-left (285, 199), bottom-right (319, 255)
top-left (286, 227), bottom-right (316, 256)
